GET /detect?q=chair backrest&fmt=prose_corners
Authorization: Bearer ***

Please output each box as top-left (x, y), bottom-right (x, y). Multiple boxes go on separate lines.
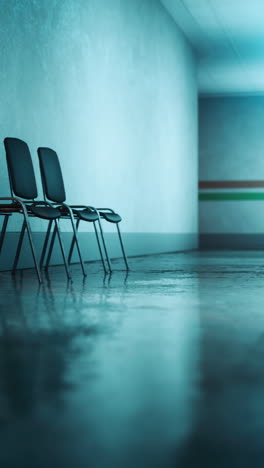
top-left (37, 147), bottom-right (66, 203)
top-left (4, 137), bottom-right (38, 200)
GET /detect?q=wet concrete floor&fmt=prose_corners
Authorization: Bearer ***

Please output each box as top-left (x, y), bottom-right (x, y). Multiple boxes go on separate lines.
top-left (0, 250), bottom-right (264, 467)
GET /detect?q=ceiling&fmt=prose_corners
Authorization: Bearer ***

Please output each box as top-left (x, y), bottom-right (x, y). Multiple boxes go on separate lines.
top-left (161, 0), bottom-right (264, 95)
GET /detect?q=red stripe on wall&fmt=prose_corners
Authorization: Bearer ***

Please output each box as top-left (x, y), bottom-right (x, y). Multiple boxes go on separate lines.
top-left (199, 181), bottom-right (264, 189)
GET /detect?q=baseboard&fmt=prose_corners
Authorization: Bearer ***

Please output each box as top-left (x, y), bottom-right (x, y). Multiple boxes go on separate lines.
top-left (200, 234), bottom-right (264, 249)
top-left (0, 232), bottom-right (198, 271)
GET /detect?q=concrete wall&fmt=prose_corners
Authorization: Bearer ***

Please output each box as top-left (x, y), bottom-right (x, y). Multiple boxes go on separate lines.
top-left (199, 96), bottom-right (264, 248)
top-left (0, 0), bottom-right (198, 269)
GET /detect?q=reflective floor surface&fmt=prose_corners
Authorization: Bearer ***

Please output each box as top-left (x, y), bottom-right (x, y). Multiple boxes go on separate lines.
top-left (1, 250), bottom-right (264, 467)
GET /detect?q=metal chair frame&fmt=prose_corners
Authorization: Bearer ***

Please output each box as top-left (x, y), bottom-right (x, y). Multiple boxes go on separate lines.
top-left (66, 205), bottom-right (111, 273)
top-left (2, 138), bottom-right (72, 283)
top-left (0, 197), bottom-right (42, 282)
top-left (37, 147), bottom-right (129, 274)
top-left (68, 207), bottom-right (129, 272)
top-left (97, 207), bottom-right (129, 271)
top-left (0, 213), bottom-right (11, 258)
top-left (40, 203), bottom-right (110, 276)
top-left (67, 206), bottom-right (129, 271)
top-left (37, 147), bottom-right (112, 275)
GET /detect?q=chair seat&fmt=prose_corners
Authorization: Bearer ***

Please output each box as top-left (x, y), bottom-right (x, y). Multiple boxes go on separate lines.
top-left (75, 208), bottom-right (99, 222)
top-left (100, 212), bottom-right (122, 223)
top-left (29, 205), bottom-right (61, 220)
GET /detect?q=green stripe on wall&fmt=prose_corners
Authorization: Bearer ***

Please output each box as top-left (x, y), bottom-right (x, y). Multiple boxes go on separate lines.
top-left (199, 192), bottom-right (264, 201)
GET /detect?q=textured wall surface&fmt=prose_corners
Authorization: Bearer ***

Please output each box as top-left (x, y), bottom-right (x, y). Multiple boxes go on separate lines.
top-left (0, 0), bottom-right (197, 260)
top-left (199, 96), bottom-right (264, 246)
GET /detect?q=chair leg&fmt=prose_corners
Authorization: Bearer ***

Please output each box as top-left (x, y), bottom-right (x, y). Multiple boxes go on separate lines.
top-left (45, 223), bottom-right (57, 270)
top-left (68, 215), bottom-right (87, 277)
top-left (54, 219), bottom-right (71, 280)
top-left (40, 220), bottom-right (53, 268)
top-left (12, 220), bottom-right (26, 272)
top-left (116, 224), bottom-right (129, 270)
top-left (68, 218), bottom-right (80, 265)
top-left (68, 218), bottom-right (108, 274)
top-left (98, 217), bottom-right (112, 272)
top-left (0, 215), bottom-right (10, 257)
top-left (93, 221), bottom-right (108, 273)
top-left (24, 214), bottom-right (42, 284)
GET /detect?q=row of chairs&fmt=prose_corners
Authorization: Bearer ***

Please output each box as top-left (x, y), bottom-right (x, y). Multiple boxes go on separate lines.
top-left (0, 137), bottom-right (129, 283)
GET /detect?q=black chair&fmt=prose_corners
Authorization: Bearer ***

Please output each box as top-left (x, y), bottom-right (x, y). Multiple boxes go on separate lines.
top-left (37, 147), bottom-right (129, 272)
top-left (37, 147), bottom-right (109, 276)
top-left (1, 138), bottom-right (71, 283)
top-left (95, 208), bottom-right (129, 271)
